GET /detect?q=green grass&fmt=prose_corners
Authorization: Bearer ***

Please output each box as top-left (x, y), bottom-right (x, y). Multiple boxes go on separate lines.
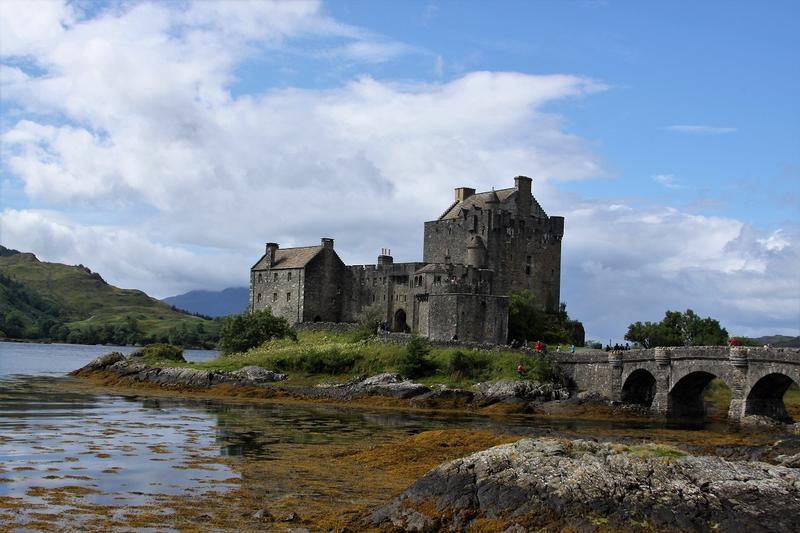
top-left (166, 330), bottom-right (566, 387)
top-left (0, 248), bottom-right (218, 343)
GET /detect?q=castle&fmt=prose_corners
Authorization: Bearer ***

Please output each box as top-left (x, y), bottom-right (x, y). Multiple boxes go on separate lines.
top-left (249, 176), bottom-right (563, 344)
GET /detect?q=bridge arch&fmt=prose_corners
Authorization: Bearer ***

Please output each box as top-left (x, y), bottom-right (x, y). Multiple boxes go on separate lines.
top-left (668, 371), bottom-right (732, 420)
top-left (621, 369), bottom-right (656, 407)
top-left (744, 373), bottom-right (798, 422)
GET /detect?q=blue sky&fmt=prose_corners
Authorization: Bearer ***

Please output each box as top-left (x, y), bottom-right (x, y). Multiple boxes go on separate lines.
top-left (1, 0), bottom-right (798, 341)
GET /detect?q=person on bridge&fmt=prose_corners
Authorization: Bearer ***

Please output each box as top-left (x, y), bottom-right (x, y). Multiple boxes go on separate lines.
top-left (534, 341), bottom-right (543, 352)
top-left (729, 337), bottom-right (739, 347)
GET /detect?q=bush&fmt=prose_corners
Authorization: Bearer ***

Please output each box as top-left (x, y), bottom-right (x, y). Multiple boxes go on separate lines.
top-left (446, 350), bottom-right (489, 381)
top-left (350, 303), bottom-right (383, 342)
top-left (134, 343), bottom-right (185, 364)
top-left (218, 309), bottom-right (297, 355)
top-left (397, 336), bottom-right (434, 379)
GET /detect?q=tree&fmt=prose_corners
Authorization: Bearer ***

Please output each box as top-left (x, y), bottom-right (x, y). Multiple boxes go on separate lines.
top-left (507, 290), bottom-right (585, 346)
top-left (625, 309), bottom-right (728, 348)
top-left (218, 308), bottom-right (296, 355)
top-left (397, 335), bottom-right (432, 378)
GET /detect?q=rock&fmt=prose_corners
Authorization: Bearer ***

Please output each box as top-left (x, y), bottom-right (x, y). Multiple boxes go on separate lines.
top-left (252, 508), bottom-right (273, 521)
top-left (776, 452), bottom-right (800, 468)
top-left (475, 379), bottom-right (570, 404)
top-left (741, 415), bottom-right (785, 428)
top-left (230, 365), bottom-right (287, 383)
top-left (70, 352), bottom-right (126, 374)
top-left (315, 373), bottom-right (431, 400)
top-left (410, 388), bottom-right (474, 408)
top-left (372, 437), bottom-right (800, 532)
top-left (282, 512), bottom-right (298, 522)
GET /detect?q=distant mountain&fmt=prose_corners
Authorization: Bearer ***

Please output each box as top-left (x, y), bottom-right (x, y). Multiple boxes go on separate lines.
top-left (0, 245), bottom-right (218, 346)
top-left (754, 335), bottom-right (800, 348)
top-left (163, 287), bottom-right (248, 317)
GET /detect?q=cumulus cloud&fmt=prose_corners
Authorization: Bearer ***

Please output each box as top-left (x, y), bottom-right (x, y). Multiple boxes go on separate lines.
top-left (652, 173), bottom-right (686, 189)
top-left (556, 197), bottom-right (800, 339)
top-left (1, 1), bottom-right (796, 340)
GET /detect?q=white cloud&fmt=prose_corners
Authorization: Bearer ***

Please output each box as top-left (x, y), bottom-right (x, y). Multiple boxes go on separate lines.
top-left (652, 173), bottom-right (686, 189)
top-left (556, 195), bottom-right (800, 340)
top-left (665, 124), bottom-right (737, 134)
top-left (0, 209), bottom-right (247, 297)
top-left (1, 1), bottom-right (796, 340)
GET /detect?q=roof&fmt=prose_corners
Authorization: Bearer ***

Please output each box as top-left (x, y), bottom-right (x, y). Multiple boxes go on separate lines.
top-left (438, 187), bottom-right (516, 220)
top-left (415, 263), bottom-right (450, 274)
top-left (252, 245), bottom-right (323, 271)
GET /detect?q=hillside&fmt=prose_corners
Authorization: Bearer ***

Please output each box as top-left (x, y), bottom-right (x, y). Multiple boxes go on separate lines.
top-left (0, 246), bottom-right (218, 347)
top-left (163, 287), bottom-right (248, 317)
top-left (755, 335), bottom-right (800, 348)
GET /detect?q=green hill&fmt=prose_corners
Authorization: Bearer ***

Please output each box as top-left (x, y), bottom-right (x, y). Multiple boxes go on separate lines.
top-left (0, 246), bottom-right (219, 347)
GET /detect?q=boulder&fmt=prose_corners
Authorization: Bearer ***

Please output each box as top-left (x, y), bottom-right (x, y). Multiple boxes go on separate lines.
top-left (372, 437), bottom-right (800, 532)
top-left (475, 379), bottom-right (570, 404)
top-left (70, 352), bottom-right (126, 374)
top-left (230, 365), bottom-right (287, 383)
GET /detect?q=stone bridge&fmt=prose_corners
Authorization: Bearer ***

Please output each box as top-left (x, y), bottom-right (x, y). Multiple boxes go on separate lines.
top-left (553, 346), bottom-right (800, 423)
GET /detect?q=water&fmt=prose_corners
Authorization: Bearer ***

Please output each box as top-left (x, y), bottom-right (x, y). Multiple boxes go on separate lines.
top-left (0, 342), bottom-right (792, 531)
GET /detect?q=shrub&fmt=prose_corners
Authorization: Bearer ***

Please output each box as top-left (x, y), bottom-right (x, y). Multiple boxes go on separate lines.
top-left (134, 343), bottom-right (185, 364)
top-left (397, 336), bottom-right (434, 379)
top-left (446, 350), bottom-right (489, 381)
top-left (218, 309), bottom-right (297, 355)
top-left (262, 348), bottom-right (361, 375)
top-left (350, 303), bottom-right (383, 342)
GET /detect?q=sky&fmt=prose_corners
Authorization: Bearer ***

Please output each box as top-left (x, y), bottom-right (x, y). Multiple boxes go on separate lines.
top-left (1, 0), bottom-right (798, 342)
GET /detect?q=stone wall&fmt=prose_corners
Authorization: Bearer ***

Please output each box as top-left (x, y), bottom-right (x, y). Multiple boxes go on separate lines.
top-left (250, 267), bottom-right (305, 324)
top-left (302, 245), bottom-right (347, 323)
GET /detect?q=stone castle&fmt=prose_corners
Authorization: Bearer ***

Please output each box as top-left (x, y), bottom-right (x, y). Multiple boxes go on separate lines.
top-left (249, 176), bottom-right (563, 344)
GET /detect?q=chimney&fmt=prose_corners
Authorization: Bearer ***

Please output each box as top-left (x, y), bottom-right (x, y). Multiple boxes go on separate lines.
top-left (455, 187), bottom-right (475, 203)
top-left (321, 237), bottom-right (334, 249)
top-left (265, 242), bottom-right (279, 266)
top-left (378, 247), bottom-right (394, 266)
top-left (514, 176), bottom-right (532, 217)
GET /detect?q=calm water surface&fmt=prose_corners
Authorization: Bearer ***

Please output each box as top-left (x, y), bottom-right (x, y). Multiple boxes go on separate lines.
top-left (0, 341), bottom-right (778, 530)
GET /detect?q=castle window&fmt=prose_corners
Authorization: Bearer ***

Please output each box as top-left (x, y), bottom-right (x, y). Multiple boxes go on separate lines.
top-left (257, 273), bottom-right (262, 283)
top-left (372, 294), bottom-right (375, 303)
top-left (526, 256), bottom-right (532, 276)
top-left (257, 293), bottom-right (262, 302)
top-left (273, 273), bottom-right (278, 282)
top-left (287, 272), bottom-right (292, 281)
top-left (272, 293), bottom-right (278, 302)
top-left (372, 278), bottom-right (376, 286)
top-left (472, 215), bottom-right (478, 232)
top-left (286, 292), bottom-right (291, 302)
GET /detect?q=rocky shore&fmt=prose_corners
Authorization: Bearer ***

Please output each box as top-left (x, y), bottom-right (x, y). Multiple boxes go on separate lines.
top-left (70, 353), bottom-right (571, 410)
top-left (371, 437), bottom-right (800, 532)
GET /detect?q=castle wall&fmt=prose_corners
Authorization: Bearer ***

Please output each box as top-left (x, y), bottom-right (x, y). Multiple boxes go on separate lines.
top-left (250, 267), bottom-right (305, 324)
top-left (424, 206), bottom-right (563, 310)
top-left (425, 293), bottom-right (508, 344)
top-left (302, 248), bottom-right (347, 322)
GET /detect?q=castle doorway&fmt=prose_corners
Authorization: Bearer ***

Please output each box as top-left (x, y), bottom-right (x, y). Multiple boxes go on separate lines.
top-left (393, 309), bottom-right (408, 333)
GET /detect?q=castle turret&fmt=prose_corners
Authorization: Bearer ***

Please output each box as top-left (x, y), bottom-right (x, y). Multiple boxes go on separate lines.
top-left (466, 235), bottom-right (486, 268)
top-left (265, 242), bottom-right (279, 266)
top-left (514, 176), bottom-right (531, 217)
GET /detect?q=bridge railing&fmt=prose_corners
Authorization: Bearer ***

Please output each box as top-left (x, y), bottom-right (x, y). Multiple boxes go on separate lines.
top-left (554, 346), bottom-right (800, 367)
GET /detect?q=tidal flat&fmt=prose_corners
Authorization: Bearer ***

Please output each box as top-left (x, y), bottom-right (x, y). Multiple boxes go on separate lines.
top-left (2, 374), bottom-right (798, 532)
top-left (2, 342), bottom-right (799, 532)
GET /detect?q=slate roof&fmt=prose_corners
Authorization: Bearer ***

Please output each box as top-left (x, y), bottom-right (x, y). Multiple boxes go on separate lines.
top-left (438, 187), bottom-right (548, 220)
top-left (415, 263), bottom-right (450, 274)
top-left (252, 245), bottom-right (323, 271)
top-left (438, 187), bottom-right (516, 220)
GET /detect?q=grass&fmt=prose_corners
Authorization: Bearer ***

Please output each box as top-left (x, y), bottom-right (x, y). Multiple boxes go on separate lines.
top-left (165, 330), bottom-right (566, 387)
top-left (0, 248), bottom-right (217, 341)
